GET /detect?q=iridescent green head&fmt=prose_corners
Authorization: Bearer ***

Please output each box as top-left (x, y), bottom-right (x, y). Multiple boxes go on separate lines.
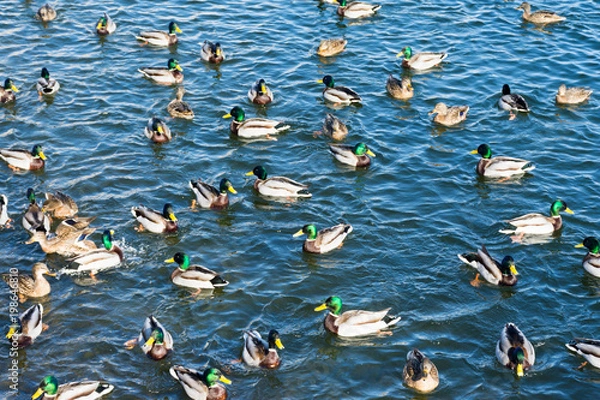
top-left (500, 256), bottom-right (519, 276)
top-left (550, 199), bottom-right (573, 217)
top-left (514, 347), bottom-right (525, 377)
top-left (102, 229), bottom-right (115, 250)
top-left (97, 16), bottom-right (107, 29)
top-left (168, 21), bottom-right (182, 34)
top-left (224, 106), bottom-right (245, 122)
top-left (165, 252), bottom-right (190, 270)
top-left (576, 237), bottom-right (600, 254)
top-left (26, 188), bottom-right (36, 204)
top-left (144, 328), bottom-right (165, 348)
top-left (314, 296), bottom-right (343, 315)
top-left (162, 203), bottom-right (177, 221)
top-left (337, 0), bottom-right (348, 6)
top-left (219, 178), bottom-right (237, 194)
top-left (41, 68), bottom-right (50, 80)
top-left (167, 58), bottom-right (183, 72)
top-left (293, 224), bottom-right (317, 240)
top-left (32, 375), bottom-right (59, 398)
top-left (203, 368), bottom-right (232, 387)
top-left (400, 46), bottom-right (413, 60)
top-left (353, 143), bottom-right (376, 157)
top-left (268, 329), bottom-right (285, 350)
top-left (472, 144), bottom-right (492, 159)
top-left (4, 78), bottom-right (18, 92)
top-left (320, 75), bottom-right (335, 88)
top-left (246, 165), bottom-right (268, 180)
top-left (31, 144), bottom-right (46, 160)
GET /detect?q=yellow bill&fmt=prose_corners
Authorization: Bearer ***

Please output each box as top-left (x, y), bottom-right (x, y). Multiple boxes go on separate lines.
top-left (275, 338), bottom-right (284, 350)
top-left (565, 207), bottom-right (574, 214)
top-left (32, 388), bottom-right (45, 400)
top-left (164, 257), bottom-right (175, 263)
top-left (228, 186), bottom-right (238, 194)
top-left (293, 229), bottom-right (305, 238)
top-left (38, 151), bottom-right (46, 160)
top-left (366, 149), bottom-right (376, 157)
top-left (219, 375), bottom-right (232, 385)
top-left (223, 113), bottom-right (232, 119)
top-left (314, 303), bottom-right (328, 312)
top-left (516, 363), bottom-right (524, 377)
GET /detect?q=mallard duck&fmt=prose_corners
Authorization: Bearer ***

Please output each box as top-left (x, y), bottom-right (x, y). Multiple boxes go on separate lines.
top-left (167, 87), bottom-right (194, 119)
top-left (63, 229), bottom-right (123, 275)
top-left (575, 237), bottom-right (600, 278)
top-left (0, 144), bottom-right (46, 171)
top-left (386, 75), bottom-right (413, 100)
top-left (42, 191), bottom-right (78, 218)
top-left (144, 117), bottom-right (172, 143)
top-left (329, 142), bottom-right (375, 167)
top-left (170, 365), bottom-right (231, 400)
top-left (223, 106), bottom-right (290, 139)
top-left (23, 188), bottom-right (52, 235)
top-left (189, 178), bottom-right (237, 209)
top-left (314, 296), bottom-right (401, 337)
top-left (136, 21), bottom-right (181, 47)
top-left (336, 0), bottom-right (381, 19)
top-left (165, 252), bottom-right (229, 294)
top-left (248, 78), bottom-right (273, 105)
top-left (565, 338), bottom-right (600, 369)
top-left (242, 329), bottom-right (284, 369)
top-left (556, 84), bottom-right (592, 105)
top-left (317, 38), bottom-right (347, 57)
top-left (457, 245), bottom-right (519, 287)
top-left (499, 199), bottom-right (573, 236)
top-left (471, 144), bottom-right (535, 179)
top-left (398, 47), bottom-right (447, 71)
top-left (36, 4), bottom-right (57, 22)
top-left (246, 165), bottom-right (311, 198)
top-left (200, 41), bottom-right (225, 64)
top-left (0, 78), bottom-right (18, 103)
top-left (139, 58), bottom-right (183, 85)
top-left (517, 2), bottom-right (565, 24)
top-left (96, 12), bottom-right (116, 35)
top-left (318, 75), bottom-right (361, 105)
top-left (54, 216), bottom-right (96, 236)
top-left (2, 263), bottom-right (55, 302)
top-left (131, 203), bottom-right (178, 233)
top-left (0, 194), bottom-right (11, 227)
top-left (36, 67), bottom-right (60, 96)
top-left (429, 102), bottom-right (468, 126)
top-left (403, 348), bottom-right (440, 393)
top-left (26, 226), bottom-right (97, 257)
top-left (321, 113), bottom-right (348, 141)
top-left (32, 375), bottom-right (114, 400)
top-left (293, 223), bottom-right (352, 253)
top-left (125, 315), bottom-right (173, 360)
top-left (496, 322), bottom-right (535, 377)
top-left (499, 84), bottom-right (530, 114)
top-left (6, 304), bottom-right (45, 347)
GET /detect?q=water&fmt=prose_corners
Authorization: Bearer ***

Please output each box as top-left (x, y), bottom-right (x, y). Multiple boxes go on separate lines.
top-left (1, 0), bottom-right (600, 398)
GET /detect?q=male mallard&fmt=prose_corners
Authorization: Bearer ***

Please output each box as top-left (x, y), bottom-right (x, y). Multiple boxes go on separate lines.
top-left (403, 348), bottom-right (440, 393)
top-left (144, 117), bottom-right (172, 143)
top-left (6, 304), bottom-right (45, 347)
top-left (36, 4), bottom-right (57, 22)
top-left (336, 0), bottom-right (381, 19)
top-left (165, 252), bottom-right (229, 294)
top-left (318, 75), bottom-right (361, 105)
top-left (125, 315), bottom-right (173, 360)
top-left (42, 191), bottom-right (78, 219)
top-left (429, 102), bottom-right (468, 126)
top-left (496, 322), bottom-right (535, 377)
top-left (0, 194), bottom-right (11, 227)
top-left (386, 75), bottom-right (413, 100)
top-left (246, 165), bottom-right (312, 198)
top-left (32, 375), bottom-right (114, 400)
top-left (293, 223), bottom-right (352, 253)
top-left (139, 58), bottom-right (184, 85)
top-left (499, 84), bottom-right (530, 115)
top-left (223, 106), bottom-right (290, 139)
top-left (242, 329), bottom-right (284, 369)
top-left (170, 365), bottom-right (231, 400)
top-left (457, 245), bottom-right (519, 287)
top-left (329, 142), bottom-right (375, 167)
top-left (517, 2), bottom-right (565, 24)
top-left (0, 78), bottom-right (18, 103)
top-left (131, 203), bottom-right (178, 233)
top-left (26, 226), bottom-right (97, 257)
top-left (2, 263), bottom-right (55, 302)
top-left (556, 84), bottom-right (592, 105)
top-left (248, 78), bottom-right (274, 105)
top-left (189, 178), bottom-right (237, 209)
top-left (575, 237), bottom-right (600, 278)
top-left (136, 21), bottom-right (181, 47)
top-left (167, 87), bottom-right (194, 119)
top-left (314, 296), bottom-right (400, 337)
top-left (0, 144), bottom-right (46, 171)
top-left (200, 41), bottom-right (225, 64)
top-left (565, 338), bottom-right (600, 369)
top-left (96, 12), bottom-right (116, 35)
top-left (63, 229), bottom-right (123, 275)
top-left (398, 47), bottom-right (447, 71)
top-left (36, 67), bottom-right (60, 96)
top-left (317, 38), bottom-right (348, 57)
top-left (499, 199), bottom-right (573, 236)
top-left (321, 113), bottom-right (348, 141)
top-left (471, 144), bottom-right (535, 179)
top-left (23, 188), bottom-right (52, 235)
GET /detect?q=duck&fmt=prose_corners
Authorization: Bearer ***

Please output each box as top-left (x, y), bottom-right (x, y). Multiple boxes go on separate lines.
top-left (223, 106), bottom-right (290, 139)
top-left (498, 84), bottom-right (530, 114)
top-left (321, 113), bottom-right (348, 141)
top-left (248, 78), bottom-right (274, 105)
top-left (496, 322), bottom-right (535, 377)
top-left (36, 4), bottom-right (57, 22)
top-left (31, 375), bottom-right (114, 400)
top-left (517, 2), bottom-right (565, 25)
top-left (429, 102), bottom-right (469, 126)
top-left (54, 216), bottom-right (96, 236)
top-left (36, 67), bottom-right (60, 96)
top-left (62, 229), bottom-right (123, 276)
top-left (318, 75), bottom-right (361, 105)
top-left (457, 245), bottom-right (519, 287)
top-left (144, 117), bottom-right (172, 143)
top-left (386, 75), bottom-right (413, 100)
top-left (139, 58), bottom-right (184, 85)
top-left (42, 191), bottom-right (78, 219)
top-left (293, 223), bottom-right (352, 253)
top-left (136, 21), bottom-right (181, 47)
top-left (317, 38), bottom-right (347, 57)
top-left (242, 329), bottom-right (284, 369)
top-left (403, 348), bottom-right (440, 393)
top-left (499, 199), bottom-right (573, 236)
top-left (96, 12), bottom-right (116, 35)
top-left (200, 41), bottom-right (225, 64)
top-left (0, 144), bottom-right (46, 171)
top-left (6, 304), bottom-right (45, 347)
top-left (131, 203), bottom-right (178, 233)
top-left (0, 78), bottom-right (18, 103)
top-left (565, 338), bottom-right (600, 369)
top-left (556, 84), bottom-right (592, 105)
top-left (2, 263), bottom-right (55, 302)
top-left (574, 237), bottom-right (600, 278)
top-left (170, 365), bottom-right (231, 400)
top-left (164, 252), bottom-right (229, 294)
top-left (0, 194), bottom-right (11, 227)
top-left (167, 87), bottom-right (194, 119)
top-left (398, 47), bottom-right (447, 71)
top-left (329, 142), bottom-right (375, 167)
top-left (26, 226), bottom-right (97, 257)
top-left (314, 296), bottom-right (401, 337)
top-left (336, 0), bottom-right (381, 19)
top-left (125, 315), bottom-right (173, 360)
top-left (246, 165), bottom-right (312, 198)
top-left (471, 144), bottom-right (535, 179)
top-left (23, 188), bottom-right (52, 235)
top-left (189, 178), bottom-right (237, 209)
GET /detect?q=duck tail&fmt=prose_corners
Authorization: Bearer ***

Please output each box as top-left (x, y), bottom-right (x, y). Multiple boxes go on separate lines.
top-left (383, 315), bottom-right (401, 327)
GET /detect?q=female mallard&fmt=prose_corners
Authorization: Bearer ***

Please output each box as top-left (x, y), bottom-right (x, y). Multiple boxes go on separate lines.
top-left (36, 67), bottom-right (60, 96)
top-left (293, 223), bottom-right (352, 253)
top-left (246, 165), bottom-right (311, 198)
top-left (144, 117), bottom-right (172, 143)
top-left (6, 304), bottom-right (45, 347)
top-left (429, 102), bottom-right (468, 126)
top-left (403, 348), bottom-right (440, 393)
top-left (471, 144), bottom-right (535, 179)
top-left (170, 365), bottom-right (231, 400)
top-left (499, 199), bottom-right (573, 237)
top-left (96, 12), bottom-right (116, 35)
top-left (36, 4), bottom-right (57, 22)
top-left (42, 191), bottom-right (78, 218)
top-left (318, 75), bottom-right (361, 105)
top-left (136, 21), bottom-right (181, 47)
top-left (0, 78), bottom-right (18, 103)
top-left (314, 296), bottom-right (401, 337)
top-left (242, 329), bottom-right (284, 369)
top-left (125, 315), bottom-right (173, 360)
top-left (457, 245), bottom-right (519, 287)
top-left (167, 87), bottom-right (194, 119)
top-left (164, 252), bottom-right (229, 294)
top-left (23, 188), bottom-right (52, 235)
top-left (0, 144), bottom-right (46, 171)
top-left (26, 226), bottom-right (97, 257)
top-left (496, 322), bottom-right (535, 377)
top-left (556, 84), bottom-right (592, 105)
top-left (63, 229), bottom-right (123, 275)
top-left (329, 142), bottom-right (375, 167)
top-left (223, 106), bottom-right (290, 139)
top-left (131, 203), bottom-right (178, 233)
top-left (139, 58), bottom-right (183, 85)
top-left (317, 38), bottom-right (347, 57)
top-left (201, 41), bottom-right (225, 64)
top-left (189, 178), bottom-right (237, 209)
top-left (32, 375), bottom-right (114, 400)
top-left (0, 194), bottom-right (11, 227)
top-left (499, 84), bottom-right (530, 115)
top-left (2, 263), bottom-right (55, 302)
top-left (321, 113), bottom-right (348, 141)
top-left (248, 78), bottom-right (273, 105)
top-left (566, 338), bottom-right (600, 369)
top-left (54, 216), bottom-right (96, 236)
top-left (336, 0), bottom-right (381, 19)
top-left (517, 2), bottom-right (565, 24)
top-left (575, 237), bottom-right (600, 278)
top-left (398, 47), bottom-right (447, 71)
top-left (386, 75), bottom-right (413, 100)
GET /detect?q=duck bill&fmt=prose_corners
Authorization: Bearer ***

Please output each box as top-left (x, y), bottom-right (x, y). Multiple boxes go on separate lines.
top-left (395, 52), bottom-right (404, 58)
top-left (38, 151), bottom-right (47, 160)
top-left (366, 149), bottom-right (376, 157)
top-left (10, 84), bottom-right (18, 93)
top-left (164, 257), bottom-right (175, 263)
top-left (275, 338), bottom-right (285, 350)
top-left (244, 170), bottom-right (254, 176)
top-left (219, 375), bottom-right (232, 385)
top-left (168, 213), bottom-right (178, 222)
top-left (157, 125), bottom-right (164, 134)
top-left (260, 83), bottom-right (267, 93)
top-left (5, 326), bottom-right (16, 339)
top-left (45, 271), bottom-right (57, 277)
top-left (223, 113), bottom-right (232, 119)
top-left (575, 243), bottom-right (585, 248)
top-left (228, 186), bottom-right (238, 194)
top-left (216, 48), bottom-right (222, 56)
top-left (565, 207), bottom-right (574, 214)
top-left (175, 26), bottom-right (182, 34)
top-left (293, 229), bottom-right (305, 238)
top-left (314, 303), bottom-right (328, 312)
top-left (175, 65), bottom-right (183, 72)
top-left (96, 22), bottom-right (103, 30)
top-left (316, 79), bottom-right (323, 84)
top-left (516, 363), bottom-right (524, 377)
top-left (144, 336), bottom-right (156, 347)
top-left (510, 265), bottom-right (519, 276)
top-left (32, 388), bottom-right (44, 400)
top-left (469, 149), bottom-right (478, 155)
